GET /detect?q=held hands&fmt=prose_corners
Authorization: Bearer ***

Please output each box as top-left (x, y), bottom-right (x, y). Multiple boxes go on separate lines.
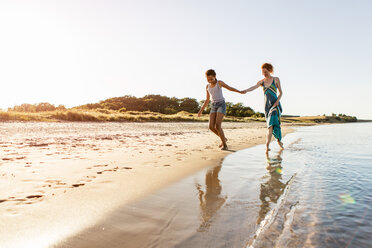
top-left (240, 89), bottom-right (248, 94)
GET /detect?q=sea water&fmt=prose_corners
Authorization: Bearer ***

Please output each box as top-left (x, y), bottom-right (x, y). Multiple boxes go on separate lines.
top-left (248, 123), bottom-right (372, 247)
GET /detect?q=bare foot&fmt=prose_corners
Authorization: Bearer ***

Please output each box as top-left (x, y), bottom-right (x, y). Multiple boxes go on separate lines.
top-left (221, 145), bottom-right (228, 150)
top-left (278, 141), bottom-right (284, 150)
top-left (219, 138), bottom-right (228, 148)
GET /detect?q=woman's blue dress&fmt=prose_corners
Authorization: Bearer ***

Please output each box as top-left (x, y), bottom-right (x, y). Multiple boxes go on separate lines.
top-left (262, 78), bottom-right (282, 141)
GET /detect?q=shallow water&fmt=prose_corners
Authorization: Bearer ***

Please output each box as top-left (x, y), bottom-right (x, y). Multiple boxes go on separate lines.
top-left (59, 123), bottom-right (372, 248)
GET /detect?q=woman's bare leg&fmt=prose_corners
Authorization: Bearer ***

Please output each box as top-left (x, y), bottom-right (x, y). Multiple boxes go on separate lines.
top-left (278, 140), bottom-right (284, 150)
top-left (208, 112), bottom-right (219, 137)
top-left (215, 112), bottom-right (227, 150)
top-left (266, 126), bottom-right (273, 153)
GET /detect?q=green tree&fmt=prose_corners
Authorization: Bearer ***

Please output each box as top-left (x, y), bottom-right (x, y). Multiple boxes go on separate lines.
top-left (179, 98), bottom-right (199, 113)
top-left (35, 103), bottom-right (56, 112)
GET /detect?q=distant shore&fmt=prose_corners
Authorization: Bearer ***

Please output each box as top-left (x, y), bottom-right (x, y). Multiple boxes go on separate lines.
top-left (2, 94), bottom-right (359, 123)
top-left (0, 109), bottom-right (360, 124)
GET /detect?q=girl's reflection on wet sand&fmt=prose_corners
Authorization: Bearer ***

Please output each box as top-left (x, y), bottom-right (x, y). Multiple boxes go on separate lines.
top-left (196, 165), bottom-right (227, 232)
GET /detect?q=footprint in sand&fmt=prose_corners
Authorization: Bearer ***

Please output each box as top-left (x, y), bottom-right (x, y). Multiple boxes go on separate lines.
top-left (26, 195), bottom-right (43, 199)
top-left (87, 164), bottom-right (108, 170)
top-left (44, 179), bottom-right (67, 189)
top-left (72, 183), bottom-right (85, 188)
top-left (2, 158), bottom-right (14, 161)
top-left (94, 164), bottom-right (108, 167)
top-left (163, 164), bottom-right (171, 167)
top-left (10, 195), bottom-right (45, 205)
top-left (101, 167), bottom-right (119, 173)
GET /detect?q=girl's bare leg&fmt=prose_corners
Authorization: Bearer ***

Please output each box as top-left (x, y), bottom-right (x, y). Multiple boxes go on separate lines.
top-left (219, 137), bottom-right (228, 148)
top-left (266, 126), bottom-right (273, 153)
top-left (209, 112), bottom-right (220, 137)
top-left (215, 112), bottom-right (227, 150)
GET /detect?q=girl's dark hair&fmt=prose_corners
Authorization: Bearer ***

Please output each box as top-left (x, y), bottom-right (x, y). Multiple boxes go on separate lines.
top-left (205, 69), bottom-right (216, 77)
top-left (261, 63), bottom-right (274, 73)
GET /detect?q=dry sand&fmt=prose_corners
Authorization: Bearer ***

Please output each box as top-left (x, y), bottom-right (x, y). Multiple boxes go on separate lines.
top-left (0, 121), bottom-right (293, 247)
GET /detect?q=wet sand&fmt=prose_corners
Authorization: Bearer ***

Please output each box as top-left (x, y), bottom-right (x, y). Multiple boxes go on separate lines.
top-left (0, 122), bottom-right (293, 247)
top-left (56, 133), bottom-right (301, 248)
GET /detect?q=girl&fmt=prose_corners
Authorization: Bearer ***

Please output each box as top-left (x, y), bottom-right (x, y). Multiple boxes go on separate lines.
top-left (198, 69), bottom-right (244, 150)
top-left (243, 63), bottom-right (284, 153)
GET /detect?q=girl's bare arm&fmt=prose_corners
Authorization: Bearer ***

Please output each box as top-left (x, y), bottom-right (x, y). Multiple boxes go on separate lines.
top-left (198, 86), bottom-right (210, 117)
top-left (219, 81), bottom-right (243, 94)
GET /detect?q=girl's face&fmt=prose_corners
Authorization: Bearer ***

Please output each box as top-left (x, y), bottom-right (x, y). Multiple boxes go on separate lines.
top-left (262, 68), bottom-right (271, 78)
top-left (206, 75), bottom-right (216, 83)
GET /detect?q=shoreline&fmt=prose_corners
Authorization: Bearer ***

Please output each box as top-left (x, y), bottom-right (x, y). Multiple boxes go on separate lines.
top-left (1, 122), bottom-right (295, 247)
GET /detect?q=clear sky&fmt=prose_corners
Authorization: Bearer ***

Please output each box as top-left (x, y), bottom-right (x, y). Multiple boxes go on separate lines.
top-left (0, 0), bottom-right (371, 118)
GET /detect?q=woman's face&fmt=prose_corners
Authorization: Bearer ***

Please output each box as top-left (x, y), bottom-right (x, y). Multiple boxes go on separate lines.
top-left (206, 75), bottom-right (216, 83)
top-left (262, 68), bottom-right (271, 78)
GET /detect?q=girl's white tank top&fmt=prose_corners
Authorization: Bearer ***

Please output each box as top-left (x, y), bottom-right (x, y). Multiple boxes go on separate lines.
top-left (208, 80), bottom-right (225, 103)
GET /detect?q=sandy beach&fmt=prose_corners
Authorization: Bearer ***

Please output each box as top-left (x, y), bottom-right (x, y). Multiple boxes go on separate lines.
top-left (0, 121), bottom-right (293, 247)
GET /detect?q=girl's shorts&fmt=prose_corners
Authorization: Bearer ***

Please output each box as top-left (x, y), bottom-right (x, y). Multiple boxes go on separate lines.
top-left (210, 100), bottom-right (227, 115)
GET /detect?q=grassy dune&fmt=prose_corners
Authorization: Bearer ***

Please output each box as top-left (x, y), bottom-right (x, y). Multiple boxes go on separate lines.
top-left (281, 115), bottom-right (358, 123)
top-left (0, 109), bottom-right (359, 124)
top-left (0, 109), bottom-right (263, 122)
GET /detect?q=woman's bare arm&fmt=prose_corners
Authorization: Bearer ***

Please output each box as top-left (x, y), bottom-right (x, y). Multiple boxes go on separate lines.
top-left (198, 86), bottom-right (210, 117)
top-left (273, 77), bottom-right (283, 107)
top-left (242, 80), bottom-right (262, 93)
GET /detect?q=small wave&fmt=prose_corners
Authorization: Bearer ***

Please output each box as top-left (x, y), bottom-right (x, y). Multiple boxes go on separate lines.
top-left (246, 173), bottom-right (297, 248)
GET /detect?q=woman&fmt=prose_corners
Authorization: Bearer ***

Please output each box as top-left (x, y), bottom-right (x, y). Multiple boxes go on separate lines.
top-left (243, 63), bottom-right (284, 153)
top-left (198, 69), bottom-right (244, 150)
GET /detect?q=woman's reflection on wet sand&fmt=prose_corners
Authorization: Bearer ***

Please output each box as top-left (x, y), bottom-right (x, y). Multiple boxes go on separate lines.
top-left (195, 165), bottom-right (227, 232)
top-left (257, 150), bottom-right (288, 224)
